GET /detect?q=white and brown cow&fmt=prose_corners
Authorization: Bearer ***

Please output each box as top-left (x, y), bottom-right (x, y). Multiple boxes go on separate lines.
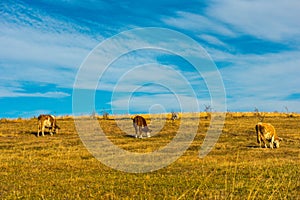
top-left (255, 122), bottom-right (282, 149)
top-left (132, 115), bottom-right (151, 138)
top-left (171, 112), bottom-right (178, 121)
top-left (37, 114), bottom-right (60, 137)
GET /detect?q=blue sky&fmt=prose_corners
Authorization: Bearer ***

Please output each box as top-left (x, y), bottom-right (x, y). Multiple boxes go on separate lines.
top-left (1, 0), bottom-right (300, 118)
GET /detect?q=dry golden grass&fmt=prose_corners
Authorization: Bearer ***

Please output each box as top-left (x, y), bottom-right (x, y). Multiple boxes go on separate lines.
top-left (0, 113), bottom-right (299, 199)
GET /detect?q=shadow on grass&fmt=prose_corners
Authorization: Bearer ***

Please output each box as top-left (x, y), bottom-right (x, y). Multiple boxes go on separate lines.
top-left (28, 131), bottom-right (57, 137)
top-left (246, 145), bottom-right (261, 149)
top-left (124, 134), bottom-right (136, 138)
top-left (123, 134), bottom-right (156, 138)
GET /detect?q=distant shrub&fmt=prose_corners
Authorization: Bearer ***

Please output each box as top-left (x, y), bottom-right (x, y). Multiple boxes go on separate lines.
top-left (0, 118), bottom-right (8, 123)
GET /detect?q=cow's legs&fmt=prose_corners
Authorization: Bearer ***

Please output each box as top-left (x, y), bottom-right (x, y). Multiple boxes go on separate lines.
top-left (42, 126), bottom-right (45, 136)
top-left (55, 126), bottom-right (59, 135)
top-left (256, 125), bottom-right (262, 148)
top-left (257, 133), bottom-right (263, 148)
top-left (258, 137), bottom-right (262, 148)
top-left (269, 136), bottom-right (275, 149)
top-left (49, 126), bottom-right (54, 136)
top-left (138, 126), bottom-right (143, 138)
top-left (258, 133), bottom-right (268, 148)
top-left (37, 124), bottom-right (40, 137)
top-left (134, 124), bottom-right (138, 138)
top-left (260, 135), bottom-right (268, 148)
top-left (145, 126), bottom-right (150, 137)
top-left (49, 128), bottom-right (53, 136)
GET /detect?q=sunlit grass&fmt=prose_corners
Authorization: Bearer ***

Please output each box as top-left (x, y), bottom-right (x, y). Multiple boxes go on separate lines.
top-left (0, 113), bottom-right (299, 199)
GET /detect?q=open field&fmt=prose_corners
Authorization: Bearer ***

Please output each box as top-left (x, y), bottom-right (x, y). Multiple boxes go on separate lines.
top-left (0, 113), bottom-right (299, 199)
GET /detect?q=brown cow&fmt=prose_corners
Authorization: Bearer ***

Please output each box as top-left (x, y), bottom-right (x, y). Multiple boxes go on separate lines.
top-left (132, 115), bottom-right (151, 138)
top-left (37, 114), bottom-right (60, 137)
top-left (255, 122), bottom-right (282, 149)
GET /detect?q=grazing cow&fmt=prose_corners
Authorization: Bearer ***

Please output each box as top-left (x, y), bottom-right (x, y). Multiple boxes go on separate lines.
top-left (132, 115), bottom-right (151, 138)
top-left (37, 114), bottom-right (60, 137)
top-left (171, 112), bottom-right (178, 121)
top-left (255, 122), bottom-right (281, 149)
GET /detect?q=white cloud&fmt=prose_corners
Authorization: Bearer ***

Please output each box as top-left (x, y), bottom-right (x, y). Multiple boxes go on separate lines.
top-left (102, 64), bottom-right (201, 108)
top-left (110, 93), bottom-right (201, 114)
top-left (207, 0), bottom-right (300, 42)
top-left (74, 27), bottom-right (220, 95)
top-left (198, 34), bottom-right (228, 47)
top-left (218, 50), bottom-right (300, 111)
top-left (163, 1), bottom-right (300, 45)
top-left (162, 11), bottom-right (236, 37)
top-left (0, 25), bottom-right (98, 87)
top-left (0, 1), bottom-right (102, 92)
top-left (1, 26), bottom-right (94, 64)
top-left (2, 0), bottom-right (299, 115)
top-left (0, 85), bottom-right (70, 98)
top-left (1, 0), bottom-right (93, 35)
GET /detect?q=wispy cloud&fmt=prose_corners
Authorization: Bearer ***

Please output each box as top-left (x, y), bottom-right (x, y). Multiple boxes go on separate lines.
top-left (198, 34), bottom-right (228, 47)
top-left (162, 11), bottom-right (236, 37)
top-left (110, 93), bottom-right (202, 114)
top-left (219, 50), bottom-right (300, 111)
top-left (0, 0), bottom-right (101, 92)
top-left (0, 90), bottom-right (70, 98)
top-left (161, 1), bottom-right (300, 112)
top-left (1, 0), bottom-right (299, 117)
top-left (207, 0), bottom-right (300, 43)
top-left (0, 85), bottom-right (70, 98)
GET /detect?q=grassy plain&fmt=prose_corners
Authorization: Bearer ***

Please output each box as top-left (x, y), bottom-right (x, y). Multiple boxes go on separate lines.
top-left (0, 113), bottom-right (299, 199)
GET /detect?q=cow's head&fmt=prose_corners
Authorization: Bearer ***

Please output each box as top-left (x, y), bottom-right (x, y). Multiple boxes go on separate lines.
top-left (274, 140), bottom-right (280, 148)
top-left (54, 124), bottom-right (60, 134)
top-left (142, 126), bottom-right (152, 137)
top-left (274, 137), bottom-right (282, 148)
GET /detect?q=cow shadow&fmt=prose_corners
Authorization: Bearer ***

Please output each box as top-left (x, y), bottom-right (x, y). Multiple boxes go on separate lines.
top-left (124, 134), bottom-right (155, 138)
top-left (28, 131), bottom-right (57, 137)
top-left (28, 131), bottom-right (37, 137)
top-left (246, 145), bottom-right (261, 149)
top-left (124, 134), bottom-right (136, 138)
